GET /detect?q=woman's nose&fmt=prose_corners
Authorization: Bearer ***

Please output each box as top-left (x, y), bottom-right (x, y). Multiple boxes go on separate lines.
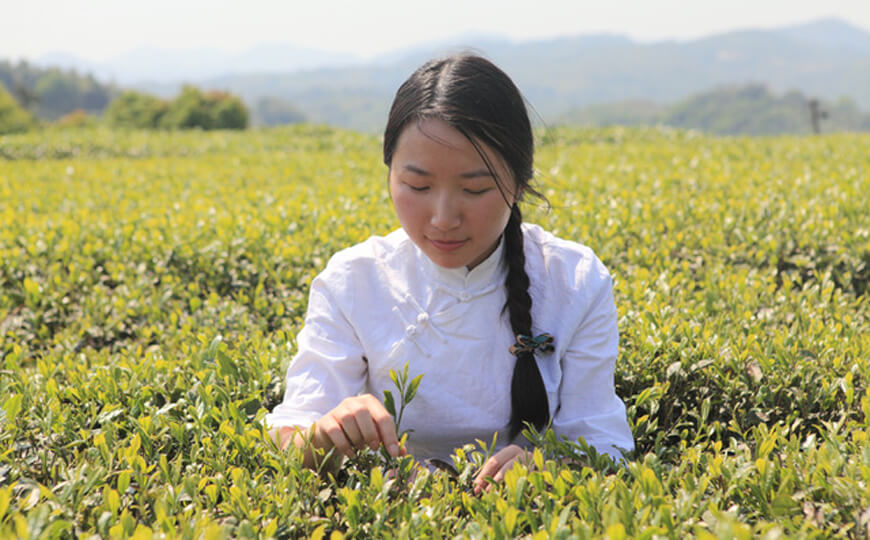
top-left (430, 192), bottom-right (461, 230)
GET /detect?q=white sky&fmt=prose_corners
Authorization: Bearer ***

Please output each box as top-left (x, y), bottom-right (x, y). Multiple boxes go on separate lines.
top-left (3, 0), bottom-right (870, 62)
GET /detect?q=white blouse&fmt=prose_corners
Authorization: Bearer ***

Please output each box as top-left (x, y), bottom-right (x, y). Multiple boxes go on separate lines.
top-left (264, 223), bottom-right (634, 461)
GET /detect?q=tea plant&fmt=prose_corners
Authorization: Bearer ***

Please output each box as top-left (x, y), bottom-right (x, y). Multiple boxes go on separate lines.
top-left (382, 362), bottom-right (423, 443)
top-left (0, 125), bottom-right (868, 538)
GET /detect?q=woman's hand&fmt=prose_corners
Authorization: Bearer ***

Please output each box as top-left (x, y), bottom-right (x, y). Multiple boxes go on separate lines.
top-left (277, 394), bottom-right (405, 470)
top-left (473, 444), bottom-right (531, 494)
top-left (316, 393), bottom-right (404, 459)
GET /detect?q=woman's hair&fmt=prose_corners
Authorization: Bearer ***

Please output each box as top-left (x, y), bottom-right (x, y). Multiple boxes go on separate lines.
top-left (383, 54), bottom-right (549, 441)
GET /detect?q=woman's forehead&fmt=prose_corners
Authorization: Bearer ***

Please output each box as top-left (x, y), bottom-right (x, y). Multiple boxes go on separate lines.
top-left (395, 119), bottom-right (506, 171)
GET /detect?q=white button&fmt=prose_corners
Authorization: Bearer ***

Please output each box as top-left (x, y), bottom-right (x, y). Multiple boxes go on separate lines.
top-left (405, 325), bottom-right (417, 336)
top-left (459, 292), bottom-right (471, 302)
top-left (416, 312), bottom-right (429, 324)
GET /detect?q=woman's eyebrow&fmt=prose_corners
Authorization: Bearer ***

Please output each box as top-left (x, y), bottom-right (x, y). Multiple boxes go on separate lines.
top-left (402, 164), bottom-right (492, 179)
top-left (459, 169), bottom-right (493, 179)
top-left (403, 164), bottom-right (431, 176)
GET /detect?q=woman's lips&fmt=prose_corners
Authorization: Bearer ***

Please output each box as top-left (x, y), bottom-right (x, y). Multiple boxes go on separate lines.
top-left (429, 238), bottom-right (467, 252)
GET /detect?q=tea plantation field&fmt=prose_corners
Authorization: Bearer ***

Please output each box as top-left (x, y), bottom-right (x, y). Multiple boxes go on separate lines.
top-left (1, 125), bottom-right (868, 538)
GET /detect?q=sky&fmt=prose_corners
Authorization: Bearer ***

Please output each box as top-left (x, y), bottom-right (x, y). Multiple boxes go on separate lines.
top-left (3, 0), bottom-right (870, 62)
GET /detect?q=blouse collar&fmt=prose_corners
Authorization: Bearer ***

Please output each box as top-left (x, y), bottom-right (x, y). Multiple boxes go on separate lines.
top-left (416, 234), bottom-right (507, 293)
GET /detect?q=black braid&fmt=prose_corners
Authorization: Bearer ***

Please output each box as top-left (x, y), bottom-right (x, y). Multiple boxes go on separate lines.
top-left (503, 204), bottom-right (550, 441)
top-left (381, 54), bottom-right (551, 440)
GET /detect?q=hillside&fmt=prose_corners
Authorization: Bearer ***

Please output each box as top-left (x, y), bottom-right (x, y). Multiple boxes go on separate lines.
top-left (561, 84), bottom-right (870, 135)
top-left (183, 18), bottom-right (870, 131)
top-left (7, 17), bottom-right (870, 134)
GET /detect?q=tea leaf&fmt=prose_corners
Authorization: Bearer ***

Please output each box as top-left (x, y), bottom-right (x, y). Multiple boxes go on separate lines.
top-left (404, 374), bottom-right (423, 404)
top-left (383, 390), bottom-right (396, 417)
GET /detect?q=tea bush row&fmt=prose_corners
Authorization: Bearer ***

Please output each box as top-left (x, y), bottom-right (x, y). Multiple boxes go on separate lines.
top-left (1, 125), bottom-right (868, 537)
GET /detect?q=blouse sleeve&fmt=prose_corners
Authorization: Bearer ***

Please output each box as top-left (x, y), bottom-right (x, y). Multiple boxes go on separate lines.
top-left (263, 268), bottom-right (367, 431)
top-left (551, 263), bottom-right (634, 460)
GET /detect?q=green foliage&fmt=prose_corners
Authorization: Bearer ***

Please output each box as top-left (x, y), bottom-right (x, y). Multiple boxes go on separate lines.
top-left (382, 362), bottom-right (423, 442)
top-left (0, 86), bottom-right (37, 134)
top-left (55, 109), bottom-right (98, 129)
top-left (34, 73), bottom-right (85, 119)
top-left (0, 60), bottom-right (114, 120)
top-left (664, 84), bottom-right (870, 135)
top-left (159, 86), bottom-right (214, 130)
top-left (104, 90), bottom-right (168, 129)
top-left (105, 86), bottom-right (248, 131)
top-left (0, 125), bottom-right (868, 537)
top-left (159, 86), bottom-right (248, 131)
top-left (561, 84), bottom-right (870, 135)
top-left (212, 94), bottom-right (248, 130)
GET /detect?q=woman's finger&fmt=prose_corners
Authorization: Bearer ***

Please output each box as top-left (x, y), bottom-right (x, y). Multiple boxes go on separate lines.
top-left (475, 454), bottom-right (501, 487)
top-left (315, 394), bottom-right (409, 460)
top-left (319, 414), bottom-right (355, 459)
top-left (492, 453), bottom-right (526, 484)
top-left (473, 445), bottom-right (527, 494)
top-left (351, 406), bottom-right (381, 451)
top-left (368, 397), bottom-right (402, 457)
top-left (275, 427), bottom-right (296, 450)
top-left (340, 415), bottom-right (366, 451)
top-left (473, 455), bottom-right (504, 494)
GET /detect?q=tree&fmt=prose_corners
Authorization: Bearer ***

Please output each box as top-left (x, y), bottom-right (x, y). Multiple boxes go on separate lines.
top-left (56, 109), bottom-right (97, 129)
top-left (29, 69), bottom-right (114, 120)
top-left (34, 72), bottom-right (80, 119)
top-left (160, 85), bottom-right (248, 129)
top-left (104, 90), bottom-right (167, 128)
top-left (103, 86), bottom-right (248, 130)
top-left (159, 86), bottom-right (248, 130)
top-left (0, 85), bottom-right (37, 134)
top-left (211, 91), bottom-right (248, 130)
top-left (160, 86), bottom-right (213, 129)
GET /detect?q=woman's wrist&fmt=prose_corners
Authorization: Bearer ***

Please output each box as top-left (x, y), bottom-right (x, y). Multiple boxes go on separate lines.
top-left (272, 424), bottom-right (340, 472)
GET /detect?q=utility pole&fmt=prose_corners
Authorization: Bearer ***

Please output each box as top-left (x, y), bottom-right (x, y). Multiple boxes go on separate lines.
top-left (809, 99), bottom-right (827, 134)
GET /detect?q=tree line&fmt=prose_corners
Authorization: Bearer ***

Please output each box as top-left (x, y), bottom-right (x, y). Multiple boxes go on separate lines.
top-left (560, 84), bottom-right (870, 135)
top-left (4, 58), bottom-right (869, 136)
top-left (0, 60), bottom-right (112, 120)
top-left (0, 60), bottom-right (263, 134)
top-left (103, 87), bottom-right (247, 130)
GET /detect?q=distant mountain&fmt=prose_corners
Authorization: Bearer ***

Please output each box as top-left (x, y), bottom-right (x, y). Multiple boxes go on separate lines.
top-left (165, 17), bottom-right (869, 132)
top-left (775, 17), bottom-right (870, 54)
top-left (36, 44), bottom-right (360, 84)
top-left (19, 17), bottom-right (870, 134)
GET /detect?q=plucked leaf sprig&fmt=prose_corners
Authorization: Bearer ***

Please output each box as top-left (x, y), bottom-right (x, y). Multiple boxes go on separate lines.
top-left (378, 362), bottom-right (423, 484)
top-left (382, 361), bottom-right (423, 444)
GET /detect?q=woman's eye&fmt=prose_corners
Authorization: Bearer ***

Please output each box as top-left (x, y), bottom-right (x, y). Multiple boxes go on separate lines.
top-left (407, 184), bottom-right (429, 192)
top-left (464, 188), bottom-right (491, 195)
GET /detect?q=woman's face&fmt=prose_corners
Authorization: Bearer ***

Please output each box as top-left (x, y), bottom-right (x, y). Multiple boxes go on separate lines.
top-left (389, 118), bottom-right (518, 270)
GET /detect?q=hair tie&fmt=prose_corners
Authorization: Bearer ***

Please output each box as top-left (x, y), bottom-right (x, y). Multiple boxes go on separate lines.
top-left (509, 333), bottom-right (554, 357)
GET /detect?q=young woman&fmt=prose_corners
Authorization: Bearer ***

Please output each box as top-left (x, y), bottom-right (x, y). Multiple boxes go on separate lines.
top-left (266, 54), bottom-right (633, 492)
